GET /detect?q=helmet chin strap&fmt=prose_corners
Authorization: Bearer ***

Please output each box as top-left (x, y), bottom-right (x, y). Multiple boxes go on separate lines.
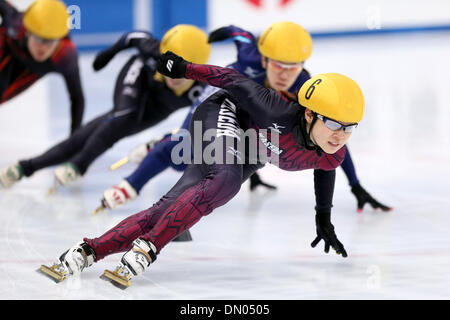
top-left (304, 113), bottom-right (323, 157)
top-left (293, 111), bottom-right (323, 157)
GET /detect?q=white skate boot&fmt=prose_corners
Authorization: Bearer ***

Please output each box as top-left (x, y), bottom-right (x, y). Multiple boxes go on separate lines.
top-left (47, 163), bottom-right (81, 194)
top-left (101, 239), bottom-right (156, 289)
top-left (38, 241), bottom-right (96, 283)
top-left (103, 179), bottom-right (137, 209)
top-left (0, 163), bottom-right (23, 188)
top-left (92, 179), bottom-right (138, 215)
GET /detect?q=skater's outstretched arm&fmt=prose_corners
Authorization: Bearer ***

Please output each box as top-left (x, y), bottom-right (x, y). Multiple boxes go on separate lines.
top-left (208, 25), bottom-right (257, 55)
top-left (93, 31), bottom-right (160, 71)
top-left (53, 44), bottom-right (85, 134)
top-left (311, 169), bottom-right (347, 257)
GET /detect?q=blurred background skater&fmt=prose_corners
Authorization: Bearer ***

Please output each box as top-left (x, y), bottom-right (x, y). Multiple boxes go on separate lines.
top-left (0, 0), bottom-right (84, 133)
top-left (0, 0), bottom-right (85, 188)
top-left (0, 24), bottom-right (210, 194)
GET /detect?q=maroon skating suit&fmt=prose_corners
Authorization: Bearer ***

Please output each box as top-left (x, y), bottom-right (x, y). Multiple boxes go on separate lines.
top-left (84, 62), bottom-right (346, 260)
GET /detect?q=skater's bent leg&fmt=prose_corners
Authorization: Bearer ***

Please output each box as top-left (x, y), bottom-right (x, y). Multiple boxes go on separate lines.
top-left (70, 112), bottom-right (139, 174)
top-left (86, 96), bottom-right (246, 259)
top-left (141, 163), bottom-right (243, 253)
top-left (84, 163), bottom-right (205, 261)
top-left (83, 207), bottom-right (153, 261)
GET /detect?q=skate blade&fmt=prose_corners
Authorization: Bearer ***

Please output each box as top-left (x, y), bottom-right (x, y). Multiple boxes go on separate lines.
top-left (109, 157), bottom-right (129, 171)
top-left (100, 269), bottom-right (131, 290)
top-left (46, 181), bottom-right (60, 196)
top-left (36, 264), bottom-right (66, 283)
top-left (91, 203), bottom-right (106, 216)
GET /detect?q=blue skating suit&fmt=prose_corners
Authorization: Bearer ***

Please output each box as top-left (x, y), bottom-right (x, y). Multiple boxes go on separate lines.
top-left (126, 26), bottom-right (359, 193)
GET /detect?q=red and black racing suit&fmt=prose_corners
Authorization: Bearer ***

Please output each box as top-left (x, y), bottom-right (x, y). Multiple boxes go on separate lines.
top-left (84, 63), bottom-right (346, 259)
top-left (0, 0), bottom-right (84, 133)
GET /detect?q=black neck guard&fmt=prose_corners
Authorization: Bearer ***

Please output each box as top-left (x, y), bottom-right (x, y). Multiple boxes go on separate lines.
top-left (293, 112), bottom-right (323, 157)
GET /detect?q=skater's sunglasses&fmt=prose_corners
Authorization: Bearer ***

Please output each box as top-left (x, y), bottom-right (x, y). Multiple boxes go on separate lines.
top-left (28, 33), bottom-right (59, 45)
top-left (315, 113), bottom-right (358, 133)
top-left (268, 59), bottom-right (304, 72)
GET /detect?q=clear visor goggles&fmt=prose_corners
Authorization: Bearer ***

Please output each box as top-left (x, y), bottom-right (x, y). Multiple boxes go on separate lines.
top-left (315, 113), bottom-right (358, 133)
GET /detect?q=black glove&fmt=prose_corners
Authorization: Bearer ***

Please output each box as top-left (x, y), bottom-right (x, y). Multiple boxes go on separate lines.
top-left (92, 44), bottom-right (120, 71)
top-left (157, 51), bottom-right (189, 79)
top-left (249, 173), bottom-right (277, 191)
top-left (311, 212), bottom-right (347, 258)
top-left (208, 27), bottom-right (231, 43)
top-left (93, 35), bottom-right (160, 71)
top-left (351, 183), bottom-right (392, 212)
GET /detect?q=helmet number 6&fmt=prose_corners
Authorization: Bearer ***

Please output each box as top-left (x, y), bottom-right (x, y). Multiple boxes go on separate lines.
top-left (305, 79), bottom-right (322, 100)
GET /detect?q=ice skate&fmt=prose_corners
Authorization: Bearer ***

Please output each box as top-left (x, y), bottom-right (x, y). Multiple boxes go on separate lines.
top-left (37, 241), bottom-right (95, 283)
top-left (91, 199), bottom-right (108, 216)
top-left (109, 156), bottom-right (129, 171)
top-left (101, 262), bottom-right (133, 290)
top-left (93, 180), bottom-right (137, 215)
top-left (0, 163), bottom-right (24, 189)
top-left (101, 239), bottom-right (156, 289)
top-left (47, 163), bottom-right (80, 195)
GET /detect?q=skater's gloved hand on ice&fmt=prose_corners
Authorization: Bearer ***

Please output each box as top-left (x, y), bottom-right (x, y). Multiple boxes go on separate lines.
top-left (351, 183), bottom-right (392, 213)
top-left (157, 51), bottom-right (189, 79)
top-left (311, 212), bottom-right (347, 258)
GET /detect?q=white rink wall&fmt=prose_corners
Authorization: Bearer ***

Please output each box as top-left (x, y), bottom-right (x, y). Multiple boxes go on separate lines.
top-left (208, 0), bottom-right (450, 33)
top-left (8, 0), bottom-right (33, 10)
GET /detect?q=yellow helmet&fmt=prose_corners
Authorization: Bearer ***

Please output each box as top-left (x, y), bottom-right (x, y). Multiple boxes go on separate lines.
top-left (298, 73), bottom-right (365, 123)
top-left (23, 0), bottom-right (69, 40)
top-left (160, 24), bottom-right (211, 64)
top-left (258, 21), bottom-right (313, 63)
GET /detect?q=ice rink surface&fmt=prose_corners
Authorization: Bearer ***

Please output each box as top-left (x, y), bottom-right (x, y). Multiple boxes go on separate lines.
top-left (0, 31), bottom-right (449, 300)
